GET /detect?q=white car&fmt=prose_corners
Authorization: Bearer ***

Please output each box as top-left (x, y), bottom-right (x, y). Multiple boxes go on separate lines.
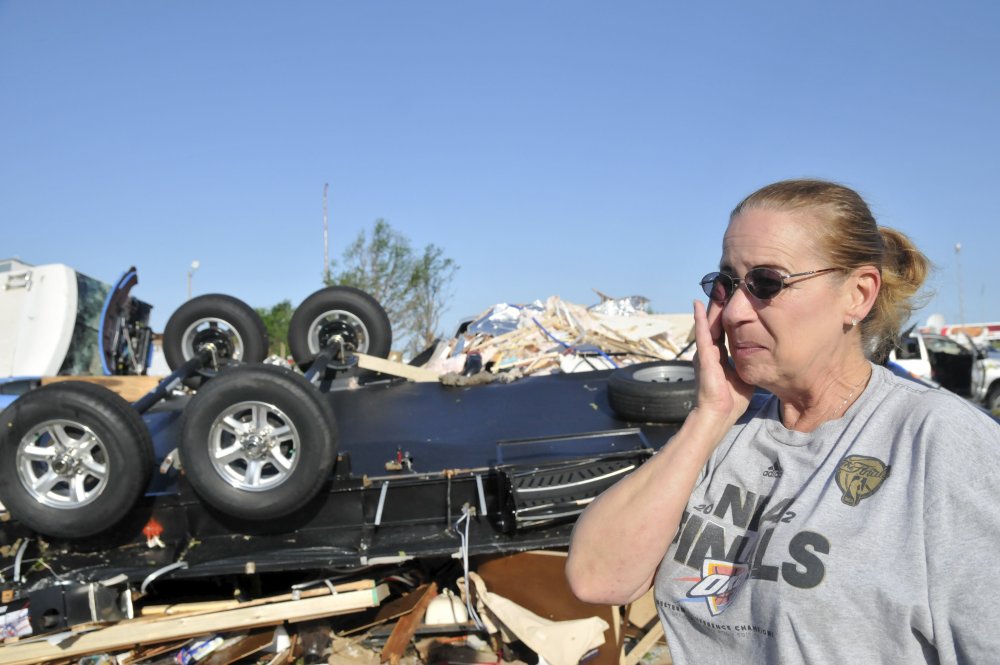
top-left (890, 332), bottom-right (1000, 414)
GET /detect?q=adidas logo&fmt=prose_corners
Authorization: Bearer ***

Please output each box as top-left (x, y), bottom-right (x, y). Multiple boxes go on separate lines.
top-left (763, 460), bottom-right (783, 478)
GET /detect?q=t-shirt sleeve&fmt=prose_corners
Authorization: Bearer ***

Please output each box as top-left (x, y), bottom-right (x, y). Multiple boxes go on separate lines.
top-left (923, 412), bottom-right (1000, 663)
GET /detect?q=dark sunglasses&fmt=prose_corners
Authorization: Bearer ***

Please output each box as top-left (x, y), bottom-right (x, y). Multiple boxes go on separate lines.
top-left (700, 267), bottom-right (839, 303)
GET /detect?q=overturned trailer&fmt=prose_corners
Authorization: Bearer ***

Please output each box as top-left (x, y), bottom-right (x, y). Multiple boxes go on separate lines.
top-left (0, 285), bottom-right (694, 637)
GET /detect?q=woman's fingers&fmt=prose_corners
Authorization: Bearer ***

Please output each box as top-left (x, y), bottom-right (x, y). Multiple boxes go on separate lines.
top-left (692, 300), bottom-right (728, 392)
top-left (706, 298), bottom-right (726, 348)
top-left (693, 299), bottom-right (727, 364)
top-left (692, 300), bottom-right (713, 357)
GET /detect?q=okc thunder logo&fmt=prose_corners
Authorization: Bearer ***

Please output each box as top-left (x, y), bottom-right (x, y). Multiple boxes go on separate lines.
top-left (677, 559), bottom-right (749, 616)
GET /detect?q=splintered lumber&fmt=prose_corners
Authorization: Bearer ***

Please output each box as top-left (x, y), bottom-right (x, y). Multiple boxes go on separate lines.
top-left (0, 584), bottom-right (389, 665)
top-left (141, 579), bottom-right (376, 616)
top-left (623, 622), bottom-right (667, 665)
top-left (380, 582), bottom-right (438, 665)
top-left (625, 589), bottom-right (658, 630)
top-left (116, 639), bottom-right (191, 665)
top-left (201, 629), bottom-right (275, 665)
top-left (354, 353), bottom-right (439, 383)
top-left (343, 580), bottom-right (435, 637)
top-left (441, 296), bottom-right (694, 380)
top-left (623, 590), bottom-right (668, 665)
top-left (263, 633), bottom-right (299, 665)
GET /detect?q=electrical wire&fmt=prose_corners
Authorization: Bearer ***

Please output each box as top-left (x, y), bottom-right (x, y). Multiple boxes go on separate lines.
top-left (455, 506), bottom-right (487, 632)
top-left (13, 538), bottom-right (29, 583)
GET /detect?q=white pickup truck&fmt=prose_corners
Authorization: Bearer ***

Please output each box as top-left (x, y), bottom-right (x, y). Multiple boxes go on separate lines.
top-left (890, 331), bottom-right (1000, 414)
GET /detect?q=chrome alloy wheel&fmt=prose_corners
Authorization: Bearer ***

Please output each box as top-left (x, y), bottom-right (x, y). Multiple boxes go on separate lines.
top-left (182, 317), bottom-right (246, 363)
top-left (207, 401), bottom-right (300, 491)
top-left (17, 419), bottom-right (110, 509)
top-left (307, 309), bottom-right (370, 355)
top-left (632, 364), bottom-right (695, 383)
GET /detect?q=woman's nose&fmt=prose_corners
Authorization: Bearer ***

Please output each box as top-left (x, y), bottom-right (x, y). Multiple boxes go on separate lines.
top-left (721, 283), bottom-right (757, 325)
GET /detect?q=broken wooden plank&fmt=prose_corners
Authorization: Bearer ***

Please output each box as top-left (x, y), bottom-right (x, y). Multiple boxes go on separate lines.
top-left (618, 590), bottom-right (669, 665)
top-left (264, 633), bottom-right (299, 665)
top-left (355, 353), bottom-right (439, 382)
top-left (623, 622), bottom-right (667, 665)
top-left (380, 582), bottom-right (438, 665)
top-left (342, 580), bottom-right (434, 637)
top-left (476, 551), bottom-right (621, 665)
top-left (139, 599), bottom-right (240, 617)
top-left (141, 579), bottom-right (375, 617)
top-left (0, 584), bottom-right (389, 665)
top-left (116, 638), bottom-right (191, 665)
top-left (201, 629), bottom-right (274, 665)
top-left (625, 589), bottom-right (658, 630)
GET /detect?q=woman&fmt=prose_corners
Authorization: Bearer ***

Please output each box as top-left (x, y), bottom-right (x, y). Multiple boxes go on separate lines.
top-left (566, 179), bottom-right (1000, 664)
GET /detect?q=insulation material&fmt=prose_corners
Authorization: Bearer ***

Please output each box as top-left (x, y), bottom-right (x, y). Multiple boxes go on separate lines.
top-left (424, 294), bottom-right (694, 379)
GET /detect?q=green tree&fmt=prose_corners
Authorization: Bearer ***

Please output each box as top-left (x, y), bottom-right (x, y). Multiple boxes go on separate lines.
top-left (255, 299), bottom-right (294, 358)
top-left (406, 244), bottom-right (458, 355)
top-left (325, 219), bottom-right (458, 357)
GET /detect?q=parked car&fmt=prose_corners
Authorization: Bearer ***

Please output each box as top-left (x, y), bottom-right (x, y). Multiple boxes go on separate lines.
top-left (889, 331), bottom-right (1000, 414)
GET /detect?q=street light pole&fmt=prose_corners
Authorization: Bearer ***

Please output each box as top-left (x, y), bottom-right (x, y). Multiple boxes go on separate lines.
top-left (323, 183), bottom-right (330, 284)
top-left (955, 243), bottom-right (965, 324)
top-left (187, 259), bottom-right (200, 300)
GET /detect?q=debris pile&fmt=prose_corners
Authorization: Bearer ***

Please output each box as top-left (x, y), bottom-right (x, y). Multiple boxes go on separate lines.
top-left (0, 553), bottom-right (672, 665)
top-left (422, 293), bottom-right (694, 380)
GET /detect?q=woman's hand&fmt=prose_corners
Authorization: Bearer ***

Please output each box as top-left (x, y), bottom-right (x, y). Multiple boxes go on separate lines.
top-left (691, 299), bottom-right (754, 425)
top-left (567, 300), bottom-right (751, 606)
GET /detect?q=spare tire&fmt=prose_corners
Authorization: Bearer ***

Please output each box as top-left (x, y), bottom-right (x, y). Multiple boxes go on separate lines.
top-left (288, 286), bottom-right (392, 376)
top-left (608, 360), bottom-right (696, 423)
top-left (178, 364), bottom-right (338, 521)
top-left (163, 294), bottom-right (269, 388)
top-left (0, 382), bottom-right (154, 539)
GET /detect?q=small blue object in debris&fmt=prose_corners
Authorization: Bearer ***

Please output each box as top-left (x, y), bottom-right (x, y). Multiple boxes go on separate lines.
top-left (175, 635), bottom-right (224, 664)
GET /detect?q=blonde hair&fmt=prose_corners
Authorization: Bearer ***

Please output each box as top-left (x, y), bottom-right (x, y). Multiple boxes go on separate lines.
top-left (731, 179), bottom-right (930, 363)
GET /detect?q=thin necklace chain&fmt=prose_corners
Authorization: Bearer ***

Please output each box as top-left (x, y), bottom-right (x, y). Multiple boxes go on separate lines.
top-left (829, 366), bottom-right (873, 420)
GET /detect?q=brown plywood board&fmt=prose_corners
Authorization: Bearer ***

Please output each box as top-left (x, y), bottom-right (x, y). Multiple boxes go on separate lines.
top-left (475, 551), bottom-right (621, 665)
top-left (379, 583), bottom-right (438, 665)
top-left (0, 584), bottom-right (388, 665)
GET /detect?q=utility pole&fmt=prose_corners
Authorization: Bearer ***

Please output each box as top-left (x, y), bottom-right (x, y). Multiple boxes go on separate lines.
top-left (955, 243), bottom-right (966, 324)
top-left (323, 183), bottom-right (330, 284)
top-left (187, 260), bottom-right (200, 300)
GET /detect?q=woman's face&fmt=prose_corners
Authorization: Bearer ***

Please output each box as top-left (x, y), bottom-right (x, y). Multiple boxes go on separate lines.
top-left (719, 207), bottom-right (850, 393)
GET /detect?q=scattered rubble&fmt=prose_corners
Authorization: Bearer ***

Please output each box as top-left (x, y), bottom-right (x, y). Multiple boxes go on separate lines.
top-left (0, 553), bottom-right (672, 665)
top-left (421, 293), bottom-right (694, 380)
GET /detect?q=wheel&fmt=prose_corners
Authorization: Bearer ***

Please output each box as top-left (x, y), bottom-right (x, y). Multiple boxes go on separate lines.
top-left (178, 364), bottom-right (338, 521)
top-left (0, 382), bottom-right (154, 539)
top-left (987, 384), bottom-right (1000, 416)
top-left (607, 360), bottom-right (696, 423)
top-left (288, 286), bottom-right (392, 375)
top-left (163, 294), bottom-right (269, 388)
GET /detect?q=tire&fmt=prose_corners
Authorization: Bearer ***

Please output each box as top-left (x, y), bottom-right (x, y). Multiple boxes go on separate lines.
top-left (608, 360), bottom-right (696, 423)
top-left (178, 364), bottom-right (338, 521)
top-left (0, 382), bottom-right (154, 539)
top-left (288, 286), bottom-right (392, 375)
top-left (987, 384), bottom-right (1000, 416)
top-left (163, 294), bottom-right (269, 388)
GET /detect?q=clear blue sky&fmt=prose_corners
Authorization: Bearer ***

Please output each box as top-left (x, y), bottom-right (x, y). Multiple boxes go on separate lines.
top-left (2, 1), bottom-right (998, 338)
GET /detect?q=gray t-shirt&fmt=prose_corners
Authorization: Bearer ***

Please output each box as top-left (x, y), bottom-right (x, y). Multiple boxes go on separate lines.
top-left (654, 363), bottom-right (1000, 664)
